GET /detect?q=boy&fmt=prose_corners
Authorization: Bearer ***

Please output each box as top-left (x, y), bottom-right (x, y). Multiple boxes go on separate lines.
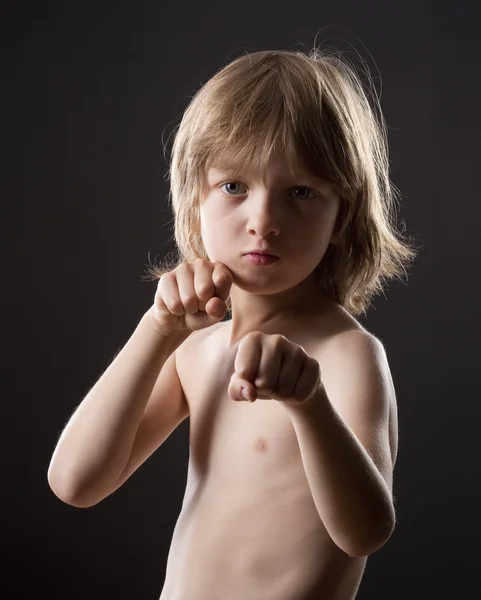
top-left (48, 49), bottom-right (416, 599)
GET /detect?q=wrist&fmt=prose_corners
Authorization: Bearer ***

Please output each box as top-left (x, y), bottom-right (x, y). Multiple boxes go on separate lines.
top-left (146, 307), bottom-right (190, 341)
top-left (280, 380), bottom-right (327, 413)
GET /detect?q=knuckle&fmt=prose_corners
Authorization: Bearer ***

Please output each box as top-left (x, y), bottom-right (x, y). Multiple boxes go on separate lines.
top-left (213, 263), bottom-right (232, 281)
top-left (294, 346), bottom-right (306, 359)
top-left (194, 258), bottom-right (209, 268)
top-left (156, 289), bottom-right (169, 303)
top-left (215, 264), bottom-right (228, 277)
top-left (168, 300), bottom-right (184, 314)
top-left (159, 271), bottom-right (174, 284)
top-left (245, 331), bottom-right (263, 343)
top-left (196, 285), bottom-right (213, 299)
top-left (181, 294), bottom-right (197, 307)
top-left (154, 297), bottom-right (168, 312)
top-left (255, 378), bottom-right (270, 389)
top-left (212, 271), bottom-right (226, 285)
top-left (271, 334), bottom-right (286, 348)
top-left (312, 359), bottom-right (321, 375)
top-left (176, 262), bottom-right (191, 275)
top-left (166, 302), bottom-right (185, 317)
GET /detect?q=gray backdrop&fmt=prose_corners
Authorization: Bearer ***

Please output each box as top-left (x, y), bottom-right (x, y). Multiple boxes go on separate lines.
top-left (3, 0), bottom-right (480, 598)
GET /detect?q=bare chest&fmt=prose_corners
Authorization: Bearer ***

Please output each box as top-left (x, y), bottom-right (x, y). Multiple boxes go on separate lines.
top-left (176, 325), bottom-right (317, 496)
top-left (163, 323), bottom-right (366, 600)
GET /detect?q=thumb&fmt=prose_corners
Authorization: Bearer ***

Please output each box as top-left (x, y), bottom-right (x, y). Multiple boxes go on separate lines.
top-left (204, 296), bottom-right (227, 325)
top-left (228, 375), bottom-right (257, 402)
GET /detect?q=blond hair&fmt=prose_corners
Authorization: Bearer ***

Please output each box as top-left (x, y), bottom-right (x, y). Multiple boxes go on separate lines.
top-left (145, 48), bottom-right (417, 316)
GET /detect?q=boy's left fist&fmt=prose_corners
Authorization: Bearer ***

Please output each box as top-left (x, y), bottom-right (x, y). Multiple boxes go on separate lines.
top-left (228, 331), bottom-right (321, 406)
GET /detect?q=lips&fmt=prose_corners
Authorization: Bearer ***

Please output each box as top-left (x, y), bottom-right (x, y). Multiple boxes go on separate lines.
top-left (244, 251), bottom-right (279, 258)
top-left (243, 253), bottom-right (279, 265)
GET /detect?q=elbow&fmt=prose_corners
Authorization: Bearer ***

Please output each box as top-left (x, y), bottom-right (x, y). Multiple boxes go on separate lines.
top-left (341, 511), bottom-right (396, 558)
top-left (47, 466), bottom-right (102, 509)
top-left (50, 488), bottom-right (100, 509)
top-left (344, 530), bottom-right (394, 558)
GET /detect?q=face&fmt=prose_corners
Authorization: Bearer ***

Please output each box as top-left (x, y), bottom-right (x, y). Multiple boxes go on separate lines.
top-left (199, 152), bottom-right (341, 296)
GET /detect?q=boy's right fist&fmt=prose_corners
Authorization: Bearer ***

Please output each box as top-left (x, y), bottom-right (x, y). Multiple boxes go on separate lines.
top-left (150, 259), bottom-right (233, 334)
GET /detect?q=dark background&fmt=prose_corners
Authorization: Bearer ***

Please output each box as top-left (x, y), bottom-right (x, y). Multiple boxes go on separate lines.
top-left (3, 0), bottom-right (480, 598)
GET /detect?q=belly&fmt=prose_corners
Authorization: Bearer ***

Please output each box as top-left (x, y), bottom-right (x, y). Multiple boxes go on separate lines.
top-left (160, 459), bottom-right (366, 600)
top-left (160, 379), bottom-right (365, 599)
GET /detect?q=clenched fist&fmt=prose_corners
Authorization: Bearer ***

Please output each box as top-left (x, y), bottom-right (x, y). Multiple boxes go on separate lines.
top-left (228, 331), bottom-right (322, 407)
top-left (150, 259), bottom-right (233, 335)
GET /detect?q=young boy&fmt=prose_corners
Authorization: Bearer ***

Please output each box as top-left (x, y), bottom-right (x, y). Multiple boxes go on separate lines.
top-left (48, 49), bottom-right (416, 599)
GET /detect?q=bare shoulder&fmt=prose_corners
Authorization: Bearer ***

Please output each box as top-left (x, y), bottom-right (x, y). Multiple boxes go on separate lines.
top-left (321, 326), bottom-right (397, 416)
top-left (314, 310), bottom-right (399, 472)
top-left (322, 322), bottom-right (393, 392)
top-left (310, 302), bottom-right (390, 370)
top-left (323, 320), bottom-right (388, 362)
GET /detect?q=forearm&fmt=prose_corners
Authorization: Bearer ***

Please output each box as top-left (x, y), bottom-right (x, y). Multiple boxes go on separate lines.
top-left (282, 386), bottom-right (395, 557)
top-left (48, 308), bottom-right (189, 503)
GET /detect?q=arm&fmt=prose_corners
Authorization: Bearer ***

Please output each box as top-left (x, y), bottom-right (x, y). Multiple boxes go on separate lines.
top-left (47, 308), bottom-right (191, 508)
top-left (281, 330), bottom-right (397, 558)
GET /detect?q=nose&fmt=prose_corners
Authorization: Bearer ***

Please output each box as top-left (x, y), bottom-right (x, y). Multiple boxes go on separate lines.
top-left (245, 192), bottom-right (281, 238)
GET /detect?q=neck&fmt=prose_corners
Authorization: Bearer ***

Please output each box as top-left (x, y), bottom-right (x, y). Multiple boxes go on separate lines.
top-left (225, 275), bottom-right (332, 346)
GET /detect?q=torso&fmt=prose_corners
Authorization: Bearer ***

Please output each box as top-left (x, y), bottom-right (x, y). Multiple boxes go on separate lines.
top-left (159, 305), bottom-right (395, 600)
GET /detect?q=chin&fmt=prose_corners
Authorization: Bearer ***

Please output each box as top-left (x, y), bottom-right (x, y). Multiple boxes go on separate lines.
top-left (233, 273), bottom-right (307, 297)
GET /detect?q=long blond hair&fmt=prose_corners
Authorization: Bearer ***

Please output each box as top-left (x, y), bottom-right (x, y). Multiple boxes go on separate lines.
top-left (145, 48), bottom-right (417, 316)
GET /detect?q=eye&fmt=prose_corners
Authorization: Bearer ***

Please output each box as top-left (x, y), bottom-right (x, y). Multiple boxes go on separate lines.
top-left (291, 186), bottom-right (318, 201)
top-left (220, 181), bottom-right (247, 196)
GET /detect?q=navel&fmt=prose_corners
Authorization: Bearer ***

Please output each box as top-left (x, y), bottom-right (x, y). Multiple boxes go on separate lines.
top-left (254, 437), bottom-right (268, 453)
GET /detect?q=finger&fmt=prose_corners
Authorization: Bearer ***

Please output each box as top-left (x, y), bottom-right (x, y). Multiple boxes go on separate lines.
top-left (204, 296), bottom-right (227, 323)
top-left (175, 263), bottom-right (198, 315)
top-left (158, 272), bottom-right (185, 316)
top-left (276, 348), bottom-right (305, 399)
top-left (234, 332), bottom-right (262, 386)
top-left (254, 336), bottom-right (285, 398)
top-left (291, 359), bottom-right (321, 404)
top-left (193, 259), bottom-right (215, 311)
top-left (212, 262), bottom-right (234, 302)
top-left (228, 374), bottom-right (257, 402)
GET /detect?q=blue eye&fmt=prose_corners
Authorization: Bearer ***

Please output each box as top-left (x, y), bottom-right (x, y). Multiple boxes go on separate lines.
top-left (221, 182), bottom-right (247, 195)
top-left (219, 182), bottom-right (318, 200)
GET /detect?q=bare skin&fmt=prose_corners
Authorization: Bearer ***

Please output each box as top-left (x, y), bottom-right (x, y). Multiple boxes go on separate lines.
top-left (159, 304), bottom-right (397, 600)
top-left (47, 151), bottom-right (397, 597)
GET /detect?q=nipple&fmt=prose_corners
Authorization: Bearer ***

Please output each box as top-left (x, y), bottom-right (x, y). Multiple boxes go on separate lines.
top-left (254, 437), bottom-right (268, 453)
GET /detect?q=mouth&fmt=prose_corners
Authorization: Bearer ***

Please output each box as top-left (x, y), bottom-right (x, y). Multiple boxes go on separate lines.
top-left (243, 252), bottom-right (280, 265)
top-left (243, 251), bottom-right (279, 258)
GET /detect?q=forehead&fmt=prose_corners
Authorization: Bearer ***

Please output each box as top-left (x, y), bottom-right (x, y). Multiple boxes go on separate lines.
top-left (209, 152), bottom-right (324, 179)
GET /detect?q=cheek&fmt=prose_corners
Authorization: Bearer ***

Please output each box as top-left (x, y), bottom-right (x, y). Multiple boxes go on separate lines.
top-left (297, 210), bottom-right (338, 253)
top-left (199, 206), bottom-right (229, 257)
top-left (315, 203), bottom-right (341, 237)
